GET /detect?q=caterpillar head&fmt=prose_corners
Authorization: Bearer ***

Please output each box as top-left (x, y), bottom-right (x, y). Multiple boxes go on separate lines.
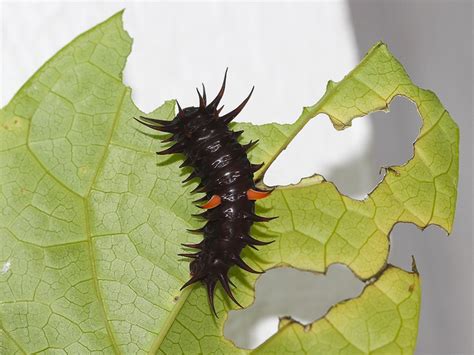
top-left (134, 69), bottom-right (254, 138)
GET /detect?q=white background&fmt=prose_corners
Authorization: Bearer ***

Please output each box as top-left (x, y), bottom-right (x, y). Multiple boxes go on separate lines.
top-left (1, 1), bottom-right (472, 354)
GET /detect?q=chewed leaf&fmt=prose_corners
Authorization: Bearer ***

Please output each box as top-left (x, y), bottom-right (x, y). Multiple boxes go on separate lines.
top-left (255, 266), bottom-right (421, 354)
top-left (0, 10), bottom-right (458, 354)
top-left (243, 42), bottom-right (458, 280)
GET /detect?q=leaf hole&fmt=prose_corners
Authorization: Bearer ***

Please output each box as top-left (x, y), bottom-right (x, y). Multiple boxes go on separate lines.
top-left (264, 96), bottom-right (422, 200)
top-left (224, 264), bottom-right (364, 349)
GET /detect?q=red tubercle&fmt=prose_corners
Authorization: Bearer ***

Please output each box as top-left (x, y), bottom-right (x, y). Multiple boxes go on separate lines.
top-left (200, 195), bottom-right (222, 209)
top-left (247, 188), bottom-right (272, 201)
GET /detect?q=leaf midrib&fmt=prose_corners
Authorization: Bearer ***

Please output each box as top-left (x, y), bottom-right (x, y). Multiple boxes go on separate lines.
top-left (81, 86), bottom-right (127, 353)
top-left (147, 286), bottom-right (194, 354)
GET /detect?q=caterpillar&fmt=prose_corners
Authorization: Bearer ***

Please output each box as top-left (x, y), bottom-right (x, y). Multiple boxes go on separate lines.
top-left (135, 70), bottom-right (275, 316)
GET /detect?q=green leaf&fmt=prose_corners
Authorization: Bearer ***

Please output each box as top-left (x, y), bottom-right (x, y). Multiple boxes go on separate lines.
top-left (0, 11), bottom-right (458, 354)
top-left (255, 266), bottom-right (421, 354)
top-left (250, 43), bottom-right (459, 280)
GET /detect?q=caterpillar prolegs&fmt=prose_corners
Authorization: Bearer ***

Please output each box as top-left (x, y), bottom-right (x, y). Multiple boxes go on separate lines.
top-left (135, 70), bottom-right (275, 316)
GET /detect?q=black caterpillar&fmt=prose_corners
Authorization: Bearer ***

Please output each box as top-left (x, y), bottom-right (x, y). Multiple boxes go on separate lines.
top-left (135, 70), bottom-right (275, 316)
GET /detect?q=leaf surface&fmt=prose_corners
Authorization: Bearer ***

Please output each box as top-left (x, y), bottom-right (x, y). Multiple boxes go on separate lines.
top-left (254, 266), bottom-right (420, 354)
top-left (0, 11), bottom-right (458, 354)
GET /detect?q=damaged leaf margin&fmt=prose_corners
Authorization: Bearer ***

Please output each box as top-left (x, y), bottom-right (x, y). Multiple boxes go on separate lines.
top-left (254, 265), bottom-right (421, 354)
top-left (246, 41), bottom-right (459, 281)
